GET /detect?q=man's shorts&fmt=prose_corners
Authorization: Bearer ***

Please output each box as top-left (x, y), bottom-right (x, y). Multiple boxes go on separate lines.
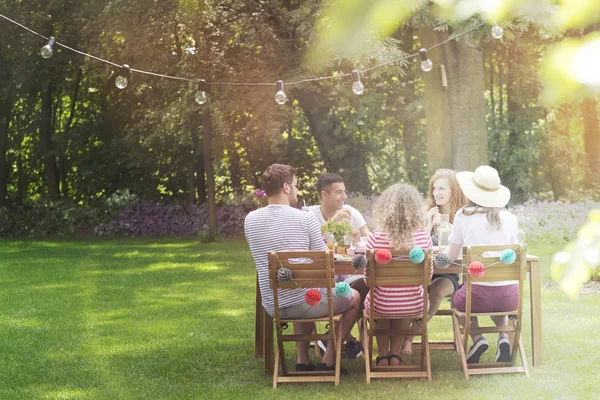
top-left (274, 289), bottom-right (356, 319)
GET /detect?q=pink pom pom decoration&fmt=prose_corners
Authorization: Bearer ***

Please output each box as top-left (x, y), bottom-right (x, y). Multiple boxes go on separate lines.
top-left (468, 261), bottom-right (485, 278)
top-left (305, 289), bottom-right (322, 306)
top-left (375, 249), bottom-right (392, 264)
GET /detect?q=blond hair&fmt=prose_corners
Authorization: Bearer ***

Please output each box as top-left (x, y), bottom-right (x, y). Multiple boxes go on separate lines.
top-left (426, 170), bottom-right (468, 223)
top-left (461, 201), bottom-right (503, 230)
top-left (372, 183), bottom-right (425, 249)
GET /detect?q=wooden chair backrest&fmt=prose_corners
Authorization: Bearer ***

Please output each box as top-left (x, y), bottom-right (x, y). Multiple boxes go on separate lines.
top-left (268, 250), bottom-right (335, 290)
top-left (366, 249), bottom-right (432, 287)
top-left (366, 248), bottom-right (432, 321)
top-left (463, 244), bottom-right (527, 285)
top-left (268, 250), bottom-right (336, 325)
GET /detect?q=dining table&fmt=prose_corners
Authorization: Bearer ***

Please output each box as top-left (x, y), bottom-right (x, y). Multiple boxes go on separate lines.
top-left (254, 252), bottom-right (542, 375)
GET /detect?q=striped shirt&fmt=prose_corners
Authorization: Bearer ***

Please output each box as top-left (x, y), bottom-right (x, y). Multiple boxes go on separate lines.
top-left (244, 205), bottom-right (326, 314)
top-left (364, 229), bottom-right (433, 318)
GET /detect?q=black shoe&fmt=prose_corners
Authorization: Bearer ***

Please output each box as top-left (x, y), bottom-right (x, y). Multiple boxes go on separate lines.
top-left (495, 334), bottom-right (511, 362)
top-left (466, 336), bottom-right (489, 364)
top-left (344, 338), bottom-right (363, 359)
top-left (316, 363), bottom-right (348, 375)
top-left (317, 338), bottom-right (328, 353)
top-left (296, 361), bottom-right (316, 372)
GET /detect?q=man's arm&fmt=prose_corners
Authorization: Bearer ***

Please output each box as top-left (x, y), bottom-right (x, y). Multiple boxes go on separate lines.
top-left (306, 214), bottom-right (327, 250)
top-left (358, 224), bottom-right (370, 238)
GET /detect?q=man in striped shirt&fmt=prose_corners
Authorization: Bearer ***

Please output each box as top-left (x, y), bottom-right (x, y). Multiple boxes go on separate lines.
top-left (245, 164), bottom-right (361, 372)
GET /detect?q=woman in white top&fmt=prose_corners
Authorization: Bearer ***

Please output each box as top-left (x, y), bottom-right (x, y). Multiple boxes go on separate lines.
top-left (446, 165), bottom-right (519, 364)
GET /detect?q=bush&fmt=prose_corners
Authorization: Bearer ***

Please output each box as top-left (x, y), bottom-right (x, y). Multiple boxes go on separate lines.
top-left (0, 199), bottom-right (102, 238)
top-left (346, 193), bottom-right (376, 228)
top-left (510, 199), bottom-right (600, 243)
top-left (95, 200), bottom-right (259, 238)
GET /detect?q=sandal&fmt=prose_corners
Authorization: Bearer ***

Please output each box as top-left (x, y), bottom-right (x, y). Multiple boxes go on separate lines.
top-left (374, 356), bottom-right (389, 366)
top-left (388, 354), bottom-right (402, 366)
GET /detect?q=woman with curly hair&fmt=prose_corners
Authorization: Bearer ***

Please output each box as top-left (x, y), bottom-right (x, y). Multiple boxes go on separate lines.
top-left (363, 183), bottom-right (433, 367)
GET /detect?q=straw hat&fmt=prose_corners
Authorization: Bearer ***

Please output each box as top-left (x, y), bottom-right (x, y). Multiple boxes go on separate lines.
top-left (456, 165), bottom-right (511, 208)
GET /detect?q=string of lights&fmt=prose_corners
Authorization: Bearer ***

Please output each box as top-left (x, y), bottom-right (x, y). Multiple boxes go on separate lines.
top-left (0, 12), bottom-right (502, 105)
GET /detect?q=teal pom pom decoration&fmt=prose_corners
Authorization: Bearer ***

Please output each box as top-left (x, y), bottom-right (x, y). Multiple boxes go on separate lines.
top-left (500, 249), bottom-right (516, 264)
top-left (335, 282), bottom-right (351, 297)
top-left (409, 246), bottom-right (425, 264)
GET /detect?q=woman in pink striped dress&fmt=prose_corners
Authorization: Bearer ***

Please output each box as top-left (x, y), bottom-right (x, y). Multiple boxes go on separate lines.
top-left (363, 183), bottom-right (433, 366)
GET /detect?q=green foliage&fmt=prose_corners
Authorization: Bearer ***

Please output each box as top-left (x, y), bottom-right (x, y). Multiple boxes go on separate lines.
top-left (1, 0), bottom-right (599, 241)
top-left (0, 199), bottom-right (103, 238)
top-left (321, 219), bottom-right (354, 243)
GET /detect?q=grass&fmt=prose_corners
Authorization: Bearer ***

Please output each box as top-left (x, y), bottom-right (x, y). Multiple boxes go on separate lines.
top-left (0, 238), bottom-right (599, 399)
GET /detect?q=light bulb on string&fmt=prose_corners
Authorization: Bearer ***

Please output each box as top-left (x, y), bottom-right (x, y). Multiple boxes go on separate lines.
top-left (491, 24), bottom-right (504, 39)
top-left (419, 49), bottom-right (433, 72)
top-left (40, 37), bottom-right (56, 59)
top-left (274, 80), bottom-right (288, 105)
top-left (195, 79), bottom-right (208, 105)
top-left (351, 69), bottom-right (365, 95)
top-left (115, 64), bottom-right (130, 89)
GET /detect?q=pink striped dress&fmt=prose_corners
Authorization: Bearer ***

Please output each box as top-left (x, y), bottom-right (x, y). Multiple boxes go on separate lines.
top-left (363, 229), bottom-right (433, 318)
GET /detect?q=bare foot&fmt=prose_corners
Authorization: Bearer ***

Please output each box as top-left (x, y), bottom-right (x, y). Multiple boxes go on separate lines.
top-left (401, 336), bottom-right (413, 355)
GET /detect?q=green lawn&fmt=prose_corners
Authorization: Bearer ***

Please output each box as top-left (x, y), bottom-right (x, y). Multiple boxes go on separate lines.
top-left (1, 238), bottom-right (599, 399)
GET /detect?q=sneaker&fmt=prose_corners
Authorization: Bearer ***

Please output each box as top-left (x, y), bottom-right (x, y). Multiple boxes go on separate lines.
top-left (344, 338), bottom-right (364, 359)
top-left (317, 339), bottom-right (328, 353)
top-left (296, 361), bottom-right (317, 372)
top-left (315, 363), bottom-right (348, 375)
top-left (466, 336), bottom-right (489, 364)
top-left (495, 334), bottom-right (511, 362)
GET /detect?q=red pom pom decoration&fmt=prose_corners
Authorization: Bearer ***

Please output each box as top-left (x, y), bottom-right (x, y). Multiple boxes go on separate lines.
top-left (468, 261), bottom-right (485, 278)
top-left (305, 289), bottom-right (322, 306)
top-left (375, 249), bottom-right (392, 264)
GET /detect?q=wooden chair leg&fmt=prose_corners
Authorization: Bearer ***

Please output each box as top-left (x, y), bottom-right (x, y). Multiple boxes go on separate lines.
top-left (453, 314), bottom-right (469, 380)
top-left (264, 312), bottom-right (274, 375)
top-left (425, 332), bottom-right (432, 381)
top-left (519, 335), bottom-right (530, 377)
top-left (335, 319), bottom-right (343, 386)
top-left (277, 327), bottom-right (288, 377)
top-left (273, 343), bottom-right (280, 389)
top-left (363, 319), bottom-right (371, 383)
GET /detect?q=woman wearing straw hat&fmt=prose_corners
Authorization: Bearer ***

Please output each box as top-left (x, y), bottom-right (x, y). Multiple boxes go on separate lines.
top-left (446, 165), bottom-right (519, 364)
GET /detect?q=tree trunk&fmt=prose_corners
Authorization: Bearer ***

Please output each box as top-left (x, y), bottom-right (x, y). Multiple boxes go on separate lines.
top-left (400, 25), bottom-right (421, 185)
top-left (294, 87), bottom-right (371, 193)
top-left (581, 97), bottom-right (600, 189)
top-left (41, 80), bottom-right (60, 199)
top-left (0, 92), bottom-right (11, 208)
top-left (229, 135), bottom-right (242, 196)
top-left (419, 27), bottom-right (488, 173)
top-left (191, 111), bottom-right (206, 203)
top-left (419, 27), bottom-right (452, 173)
top-left (203, 106), bottom-right (218, 235)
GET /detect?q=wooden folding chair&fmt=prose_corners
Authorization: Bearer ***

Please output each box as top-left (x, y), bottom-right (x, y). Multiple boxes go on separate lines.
top-left (268, 250), bottom-right (344, 388)
top-left (452, 244), bottom-right (530, 379)
top-left (362, 249), bottom-right (433, 382)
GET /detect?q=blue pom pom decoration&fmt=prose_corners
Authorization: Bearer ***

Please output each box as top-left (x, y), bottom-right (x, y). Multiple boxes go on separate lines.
top-left (434, 253), bottom-right (451, 269)
top-left (409, 246), bottom-right (425, 264)
top-left (335, 282), bottom-right (351, 297)
top-left (500, 249), bottom-right (516, 264)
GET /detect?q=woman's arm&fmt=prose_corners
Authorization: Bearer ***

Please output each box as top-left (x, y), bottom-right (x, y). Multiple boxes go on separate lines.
top-left (446, 242), bottom-right (462, 261)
